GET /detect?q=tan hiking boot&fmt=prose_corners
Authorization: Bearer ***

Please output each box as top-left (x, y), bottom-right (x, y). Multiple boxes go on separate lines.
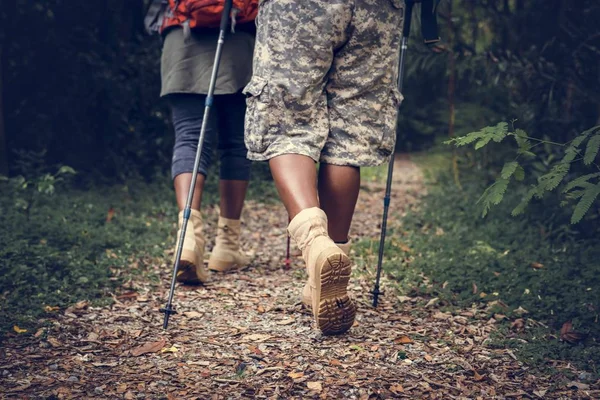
top-left (208, 217), bottom-right (249, 272)
top-left (302, 240), bottom-right (351, 307)
top-left (174, 209), bottom-right (209, 284)
top-left (288, 208), bottom-right (356, 335)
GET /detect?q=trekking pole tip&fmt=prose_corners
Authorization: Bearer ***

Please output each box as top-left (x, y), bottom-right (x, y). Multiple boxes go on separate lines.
top-left (160, 305), bottom-right (177, 329)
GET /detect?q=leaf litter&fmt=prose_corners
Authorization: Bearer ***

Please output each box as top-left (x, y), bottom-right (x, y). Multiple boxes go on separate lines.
top-left (0, 156), bottom-right (597, 399)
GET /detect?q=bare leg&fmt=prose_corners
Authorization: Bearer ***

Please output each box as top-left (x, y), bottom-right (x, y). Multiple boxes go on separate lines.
top-left (269, 154), bottom-right (319, 219)
top-left (318, 163), bottom-right (360, 243)
top-left (219, 180), bottom-right (249, 219)
top-left (174, 173), bottom-right (206, 211)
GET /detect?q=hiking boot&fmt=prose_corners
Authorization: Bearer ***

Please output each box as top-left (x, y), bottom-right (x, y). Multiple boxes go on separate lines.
top-left (208, 217), bottom-right (249, 272)
top-left (174, 209), bottom-right (209, 284)
top-left (288, 207), bottom-right (356, 335)
top-left (302, 240), bottom-right (351, 307)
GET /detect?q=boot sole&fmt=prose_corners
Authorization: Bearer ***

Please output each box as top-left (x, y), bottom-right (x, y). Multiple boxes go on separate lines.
top-left (314, 248), bottom-right (356, 335)
top-left (207, 258), bottom-right (244, 272)
top-left (175, 250), bottom-right (207, 284)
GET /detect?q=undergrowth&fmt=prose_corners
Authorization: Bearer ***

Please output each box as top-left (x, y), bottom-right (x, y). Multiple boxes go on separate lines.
top-left (0, 163), bottom-right (277, 340)
top-left (359, 150), bottom-right (600, 375)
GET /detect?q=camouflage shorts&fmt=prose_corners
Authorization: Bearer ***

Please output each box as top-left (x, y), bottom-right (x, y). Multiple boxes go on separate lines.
top-left (243, 0), bottom-right (405, 166)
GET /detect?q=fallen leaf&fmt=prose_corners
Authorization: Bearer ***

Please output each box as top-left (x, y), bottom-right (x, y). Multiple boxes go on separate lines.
top-left (530, 262), bottom-right (544, 269)
top-left (183, 311), bottom-right (202, 319)
top-left (276, 318), bottom-right (295, 325)
top-left (425, 297), bottom-right (439, 308)
top-left (514, 306), bottom-right (529, 315)
top-left (424, 354), bottom-right (433, 362)
top-left (472, 282), bottom-right (478, 294)
top-left (560, 321), bottom-right (586, 344)
top-left (7, 383), bottom-right (31, 392)
top-left (307, 381), bottom-right (322, 392)
top-left (349, 344), bottom-right (364, 351)
top-left (533, 389), bottom-right (548, 398)
top-left (44, 305), bottom-right (60, 312)
top-left (47, 337), bottom-right (61, 347)
top-left (117, 291), bottom-right (137, 300)
top-left (34, 328), bottom-right (45, 338)
top-left (106, 207), bottom-right (115, 223)
top-left (92, 362), bottom-right (119, 367)
top-left (473, 370), bottom-right (485, 381)
top-left (13, 325), bottom-right (27, 334)
top-left (116, 384), bottom-right (128, 393)
top-left (288, 372), bottom-right (304, 379)
top-left (129, 330), bottom-right (143, 338)
top-left (87, 332), bottom-right (99, 341)
top-left (74, 300), bottom-right (89, 309)
top-left (130, 338), bottom-right (166, 356)
top-left (242, 334), bottom-right (272, 342)
top-left (390, 384), bottom-right (404, 394)
top-left (395, 336), bottom-right (413, 344)
top-left (479, 292), bottom-right (487, 298)
top-left (511, 319), bottom-right (525, 332)
top-left (161, 345), bottom-right (178, 353)
top-left (567, 381), bottom-right (590, 390)
top-left (329, 359), bottom-right (342, 366)
top-left (433, 312), bottom-right (451, 320)
top-left (124, 391), bottom-right (135, 400)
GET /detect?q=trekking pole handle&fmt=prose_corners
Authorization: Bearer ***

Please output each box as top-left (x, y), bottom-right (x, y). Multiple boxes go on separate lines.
top-left (220, 0), bottom-right (234, 31)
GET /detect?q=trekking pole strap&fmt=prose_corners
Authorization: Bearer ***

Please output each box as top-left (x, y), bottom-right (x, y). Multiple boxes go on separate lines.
top-left (403, 0), bottom-right (441, 45)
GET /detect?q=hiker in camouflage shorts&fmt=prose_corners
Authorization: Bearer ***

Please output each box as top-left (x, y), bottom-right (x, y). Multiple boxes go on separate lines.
top-left (243, 0), bottom-right (405, 335)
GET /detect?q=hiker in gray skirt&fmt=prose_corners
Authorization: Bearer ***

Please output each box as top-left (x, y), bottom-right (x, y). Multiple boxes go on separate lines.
top-left (145, 2), bottom-right (256, 284)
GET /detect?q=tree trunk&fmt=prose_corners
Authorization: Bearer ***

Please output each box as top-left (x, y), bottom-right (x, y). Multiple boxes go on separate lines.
top-left (0, 43), bottom-right (8, 176)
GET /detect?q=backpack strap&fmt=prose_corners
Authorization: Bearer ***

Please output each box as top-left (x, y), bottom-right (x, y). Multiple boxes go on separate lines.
top-left (144, 0), bottom-right (168, 35)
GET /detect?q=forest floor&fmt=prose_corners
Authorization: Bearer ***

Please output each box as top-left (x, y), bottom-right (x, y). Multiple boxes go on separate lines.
top-left (1, 155), bottom-right (599, 399)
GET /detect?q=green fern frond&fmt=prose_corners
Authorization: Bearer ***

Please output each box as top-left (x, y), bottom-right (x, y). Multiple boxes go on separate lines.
top-left (514, 129), bottom-right (531, 154)
top-left (565, 189), bottom-right (586, 200)
top-left (570, 125), bottom-right (598, 149)
top-left (561, 146), bottom-right (578, 164)
top-left (500, 161), bottom-right (520, 179)
top-left (537, 162), bottom-right (570, 193)
top-left (584, 132), bottom-right (600, 165)
top-left (514, 165), bottom-right (525, 181)
top-left (571, 183), bottom-right (600, 224)
top-left (511, 186), bottom-right (537, 216)
top-left (446, 122), bottom-right (509, 148)
top-left (563, 172), bottom-right (600, 192)
top-left (477, 178), bottom-right (509, 217)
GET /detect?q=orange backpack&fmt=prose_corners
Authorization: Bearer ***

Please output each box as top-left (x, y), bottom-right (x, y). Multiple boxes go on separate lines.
top-left (160, 0), bottom-right (259, 33)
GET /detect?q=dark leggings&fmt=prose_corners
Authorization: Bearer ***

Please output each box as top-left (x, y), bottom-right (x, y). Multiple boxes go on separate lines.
top-left (169, 92), bottom-right (251, 181)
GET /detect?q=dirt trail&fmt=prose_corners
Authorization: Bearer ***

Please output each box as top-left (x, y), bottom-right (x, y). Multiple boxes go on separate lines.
top-left (1, 156), bottom-right (591, 399)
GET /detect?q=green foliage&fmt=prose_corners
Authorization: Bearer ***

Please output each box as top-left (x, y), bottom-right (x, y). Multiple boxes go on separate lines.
top-left (2, 152), bottom-right (77, 220)
top-left (0, 163), bottom-right (278, 338)
top-left (364, 154), bottom-right (600, 373)
top-left (447, 124), bottom-right (600, 223)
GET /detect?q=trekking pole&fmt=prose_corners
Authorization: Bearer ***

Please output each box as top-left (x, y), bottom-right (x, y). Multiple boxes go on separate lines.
top-left (284, 235), bottom-right (291, 268)
top-left (161, 0), bottom-right (234, 329)
top-left (372, 0), bottom-right (415, 308)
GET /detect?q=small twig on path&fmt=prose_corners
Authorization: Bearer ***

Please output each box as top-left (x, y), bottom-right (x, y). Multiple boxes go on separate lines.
top-left (421, 376), bottom-right (460, 392)
top-left (213, 378), bottom-right (243, 384)
top-left (255, 367), bottom-right (284, 376)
